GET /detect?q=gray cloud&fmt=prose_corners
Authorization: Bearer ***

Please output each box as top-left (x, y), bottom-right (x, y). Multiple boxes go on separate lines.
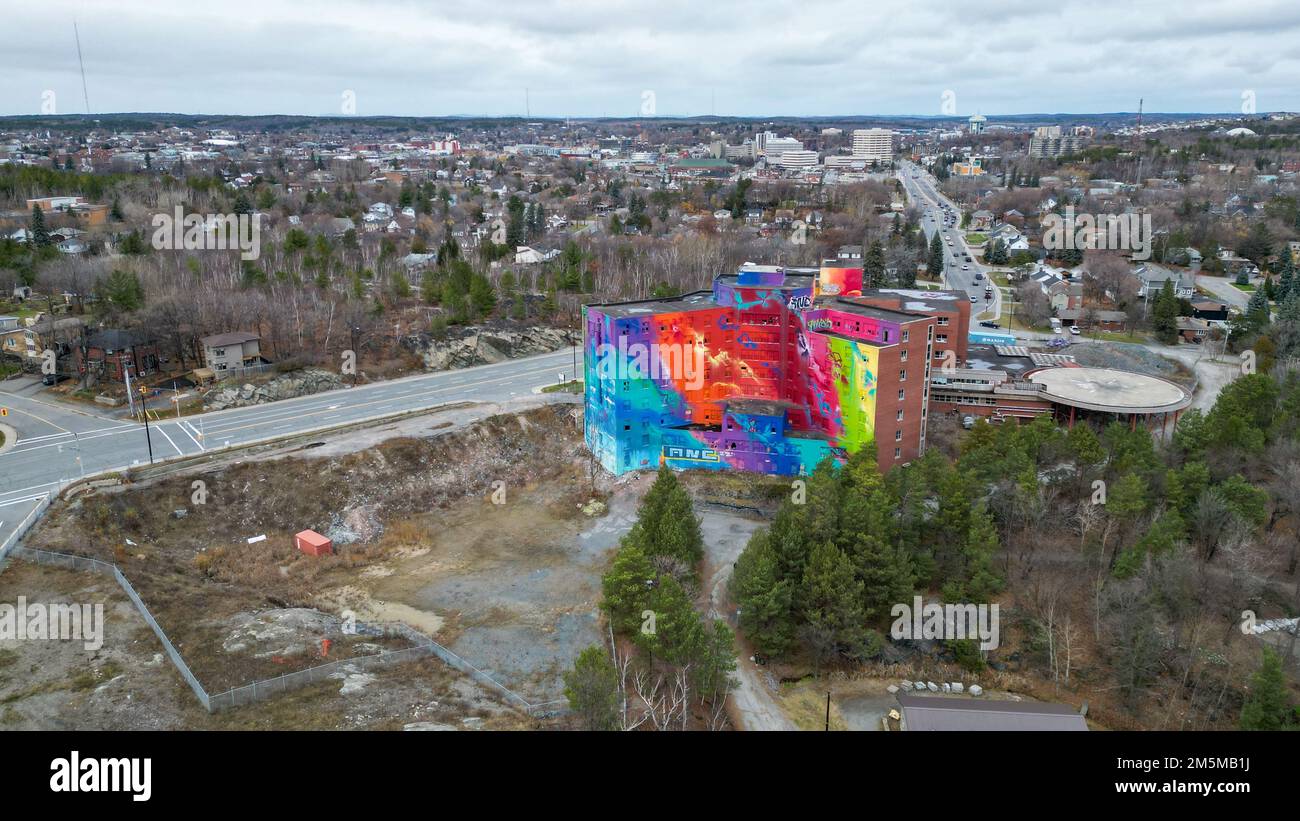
top-left (4, 0), bottom-right (1298, 117)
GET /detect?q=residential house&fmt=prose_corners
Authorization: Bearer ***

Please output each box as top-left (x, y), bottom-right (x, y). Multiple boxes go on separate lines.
top-left (514, 245), bottom-right (560, 265)
top-left (1134, 263), bottom-right (1194, 300)
top-left (1058, 307), bottom-right (1127, 332)
top-left (1177, 316), bottom-right (1212, 343)
top-left (969, 210), bottom-right (994, 231)
top-left (200, 331), bottom-right (262, 373)
top-left (74, 329), bottom-right (160, 383)
top-left (1190, 298), bottom-right (1230, 324)
top-left (1030, 268), bottom-right (1072, 313)
top-left (988, 223), bottom-right (1029, 252)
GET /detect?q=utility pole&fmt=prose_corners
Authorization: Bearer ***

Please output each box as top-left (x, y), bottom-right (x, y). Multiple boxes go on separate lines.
top-left (350, 325), bottom-right (360, 387)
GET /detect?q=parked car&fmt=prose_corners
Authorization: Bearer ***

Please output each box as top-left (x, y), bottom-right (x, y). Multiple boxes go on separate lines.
top-left (1069, 326), bottom-right (1081, 335)
top-left (42, 373), bottom-right (69, 386)
top-left (979, 320), bottom-right (1000, 328)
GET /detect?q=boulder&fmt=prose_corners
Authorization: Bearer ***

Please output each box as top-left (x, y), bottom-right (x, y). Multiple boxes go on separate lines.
top-left (204, 368), bottom-right (343, 410)
top-left (403, 325), bottom-right (581, 372)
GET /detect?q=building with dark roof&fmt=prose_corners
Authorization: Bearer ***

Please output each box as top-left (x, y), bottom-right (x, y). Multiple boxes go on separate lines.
top-left (898, 692), bottom-right (1089, 731)
top-left (74, 329), bottom-right (160, 383)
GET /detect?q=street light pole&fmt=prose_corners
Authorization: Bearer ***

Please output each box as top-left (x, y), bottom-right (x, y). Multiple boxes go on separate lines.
top-left (350, 325), bottom-right (360, 388)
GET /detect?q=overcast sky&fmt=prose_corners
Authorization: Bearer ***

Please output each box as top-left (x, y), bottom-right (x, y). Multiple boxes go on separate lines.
top-left (5, 0), bottom-right (1300, 119)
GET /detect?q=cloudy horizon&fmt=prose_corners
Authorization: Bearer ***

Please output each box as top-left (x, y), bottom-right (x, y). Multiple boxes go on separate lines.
top-left (6, 0), bottom-right (1300, 119)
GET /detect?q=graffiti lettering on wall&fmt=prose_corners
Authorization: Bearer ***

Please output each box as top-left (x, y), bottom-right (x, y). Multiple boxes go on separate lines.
top-left (663, 445), bottom-right (720, 462)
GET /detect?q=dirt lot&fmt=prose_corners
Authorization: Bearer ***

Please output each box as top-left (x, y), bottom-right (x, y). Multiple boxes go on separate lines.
top-left (5, 402), bottom-right (609, 728)
top-left (0, 559), bottom-right (534, 730)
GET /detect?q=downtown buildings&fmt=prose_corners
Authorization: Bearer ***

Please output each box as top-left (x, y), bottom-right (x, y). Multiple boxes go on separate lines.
top-left (583, 264), bottom-right (971, 476)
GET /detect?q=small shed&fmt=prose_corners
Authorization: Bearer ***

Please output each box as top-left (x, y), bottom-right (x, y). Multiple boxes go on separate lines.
top-left (294, 529), bottom-right (333, 557)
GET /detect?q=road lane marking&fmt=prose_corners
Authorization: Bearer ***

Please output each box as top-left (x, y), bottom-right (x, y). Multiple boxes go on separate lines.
top-left (176, 421), bottom-right (204, 452)
top-left (154, 424), bottom-right (183, 456)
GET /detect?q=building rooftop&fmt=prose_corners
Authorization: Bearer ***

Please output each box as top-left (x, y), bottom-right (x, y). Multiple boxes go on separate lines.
top-left (820, 296), bottom-right (933, 325)
top-left (587, 290), bottom-right (717, 318)
top-left (866, 288), bottom-right (970, 314)
top-left (1029, 366), bottom-right (1192, 414)
top-left (201, 331), bottom-right (260, 347)
top-left (898, 692), bottom-right (1088, 731)
top-left (964, 343), bottom-right (1038, 375)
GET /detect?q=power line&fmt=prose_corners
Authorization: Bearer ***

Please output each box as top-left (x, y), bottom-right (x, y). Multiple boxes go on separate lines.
top-left (74, 21), bottom-right (91, 114)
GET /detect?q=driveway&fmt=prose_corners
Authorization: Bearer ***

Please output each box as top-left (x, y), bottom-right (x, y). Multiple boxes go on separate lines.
top-left (1196, 273), bottom-right (1250, 310)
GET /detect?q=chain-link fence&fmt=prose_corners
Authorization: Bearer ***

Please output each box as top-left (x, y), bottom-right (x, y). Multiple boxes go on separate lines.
top-left (0, 492), bottom-right (53, 566)
top-left (6, 542), bottom-right (566, 717)
top-left (11, 545), bottom-right (213, 710)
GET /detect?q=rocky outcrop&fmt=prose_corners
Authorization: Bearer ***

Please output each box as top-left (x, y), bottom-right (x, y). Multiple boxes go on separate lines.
top-left (402, 325), bottom-right (579, 371)
top-left (204, 368), bottom-right (343, 410)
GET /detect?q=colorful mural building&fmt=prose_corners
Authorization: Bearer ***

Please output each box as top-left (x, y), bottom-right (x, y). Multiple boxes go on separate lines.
top-left (583, 263), bottom-right (973, 476)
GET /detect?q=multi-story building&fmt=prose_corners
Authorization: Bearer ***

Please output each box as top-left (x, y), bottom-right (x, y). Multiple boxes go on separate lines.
top-left (756, 132), bottom-right (804, 160)
top-left (851, 128), bottom-right (894, 164)
top-left (1028, 126), bottom-right (1084, 159)
top-left (583, 264), bottom-right (972, 476)
top-left (773, 149), bottom-right (820, 168)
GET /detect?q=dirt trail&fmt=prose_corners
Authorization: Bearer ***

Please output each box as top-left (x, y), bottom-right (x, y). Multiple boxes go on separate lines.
top-left (700, 508), bottom-right (796, 732)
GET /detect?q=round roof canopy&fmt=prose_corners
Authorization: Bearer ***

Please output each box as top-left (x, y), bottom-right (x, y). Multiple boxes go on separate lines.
top-left (1029, 367), bottom-right (1192, 415)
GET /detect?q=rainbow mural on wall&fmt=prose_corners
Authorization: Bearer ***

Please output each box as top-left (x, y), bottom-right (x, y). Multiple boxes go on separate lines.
top-left (584, 265), bottom-right (906, 476)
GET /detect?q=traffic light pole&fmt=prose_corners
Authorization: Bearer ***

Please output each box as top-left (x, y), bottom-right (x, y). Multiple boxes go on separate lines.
top-left (131, 371), bottom-right (155, 465)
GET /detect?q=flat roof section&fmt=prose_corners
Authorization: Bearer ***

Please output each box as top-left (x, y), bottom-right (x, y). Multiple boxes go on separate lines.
top-left (1029, 366), bottom-right (1192, 415)
top-left (822, 297), bottom-right (932, 325)
top-left (587, 290), bottom-right (717, 318)
top-left (897, 692), bottom-right (1088, 731)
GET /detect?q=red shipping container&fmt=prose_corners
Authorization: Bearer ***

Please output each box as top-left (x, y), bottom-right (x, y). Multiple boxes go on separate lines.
top-left (294, 529), bottom-right (333, 557)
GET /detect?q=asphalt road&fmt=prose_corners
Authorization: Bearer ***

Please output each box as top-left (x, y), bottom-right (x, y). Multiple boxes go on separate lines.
top-left (896, 161), bottom-right (1003, 323)
top-left (0, 347), bottom-right (580, 551)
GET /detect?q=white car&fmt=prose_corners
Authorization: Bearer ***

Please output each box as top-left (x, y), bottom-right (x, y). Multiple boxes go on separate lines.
top-left (961, 264), bottom-right (970, 270)
top-left (1069, 326), bottom-right (1081, 335)
top-left (1053, 326), bottom-right (1062, 334)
